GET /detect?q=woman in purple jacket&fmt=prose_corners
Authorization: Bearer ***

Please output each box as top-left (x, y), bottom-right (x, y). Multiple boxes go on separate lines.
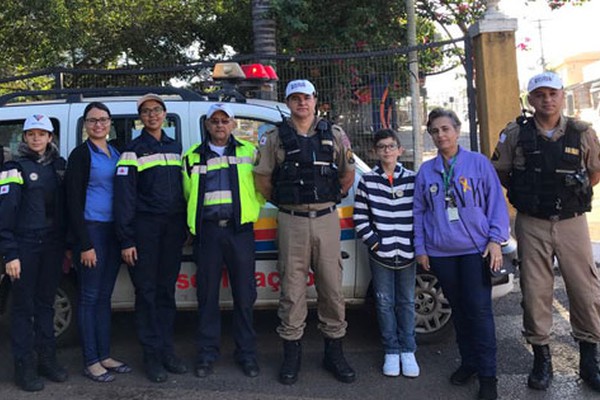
top-left (413, 108), bottom-right (509, 400)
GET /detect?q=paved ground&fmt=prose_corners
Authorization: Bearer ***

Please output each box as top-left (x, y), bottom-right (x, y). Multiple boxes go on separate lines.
top-left (1, 277), bottom-right (599, 400)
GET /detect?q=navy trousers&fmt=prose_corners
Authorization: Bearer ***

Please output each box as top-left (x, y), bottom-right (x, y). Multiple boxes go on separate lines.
top-left (10, 231), bottom-right (63, 360)
top-left (429, 253), bottom-right (497, 377)
top-left (194, 221), bottom-right (257, 363)
top-left (127, 213), bottom-right (186, 357)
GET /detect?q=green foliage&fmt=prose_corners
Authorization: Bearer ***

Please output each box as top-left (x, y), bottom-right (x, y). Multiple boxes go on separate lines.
top-left (0, 0), bottom-right (589, 82)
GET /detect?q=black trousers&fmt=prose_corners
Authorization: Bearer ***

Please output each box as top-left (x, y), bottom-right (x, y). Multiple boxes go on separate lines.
top-left (194, 221), bottom-right (257, 363)
top-left (127, 213), bottom-right (186, 357)
top-left (11, 232), bottom-right (63, 360)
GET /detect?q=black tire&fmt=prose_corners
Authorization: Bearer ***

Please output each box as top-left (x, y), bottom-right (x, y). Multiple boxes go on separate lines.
top-left (54, 275), bottom-right (78, 347)
top-left (1, 273), bottom-right (78, 347)
top-left (415, 270), bottom-right (454, 345)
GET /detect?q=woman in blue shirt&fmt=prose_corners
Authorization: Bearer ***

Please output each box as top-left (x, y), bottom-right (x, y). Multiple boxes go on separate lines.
top-left (66, 102), bottom-right (130, 382)
top-left (413, 108), bottom-right (509, 400)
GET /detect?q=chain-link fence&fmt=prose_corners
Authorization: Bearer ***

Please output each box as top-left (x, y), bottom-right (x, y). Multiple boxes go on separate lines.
top-left (0, 39), bottom-right (473, 166)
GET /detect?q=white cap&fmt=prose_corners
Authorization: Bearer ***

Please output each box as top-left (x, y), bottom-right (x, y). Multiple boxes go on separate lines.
top-left (285, 79), bottom-right (316, 99)
top-left (23, 114), bottom-right (53, 133)
top-left (137, 93), bottom-right (166, 111)
top-left (207, 103), bottom-right (234, 119)
top-left (527, 72), bottom-right (563, 93)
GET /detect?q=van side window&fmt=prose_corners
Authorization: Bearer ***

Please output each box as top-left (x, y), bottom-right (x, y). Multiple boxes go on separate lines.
top-left (233, 119), bottom-right (277, 146)
top-left (0, 118), bottom-right (60, 157)
top-left (79, 115), bottom-right (179, 153)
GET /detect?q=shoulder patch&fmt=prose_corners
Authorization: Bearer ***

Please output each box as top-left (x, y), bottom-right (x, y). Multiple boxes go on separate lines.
top-left (116, 166), bottom-right (129, 176)
top-left (498, 133), bottom-right (507, 144)
top-left (259, 135), bottom-right (268, 146)
top-left (0, 185), bottom-right (9, 195)
top-left (346, 149), bottom-right (355, 164)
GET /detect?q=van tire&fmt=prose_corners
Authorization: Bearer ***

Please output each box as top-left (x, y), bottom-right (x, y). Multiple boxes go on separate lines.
top-left (54, 276), bottom-right (78, 348)
top-left (415, 269), bottom-right (454, 344)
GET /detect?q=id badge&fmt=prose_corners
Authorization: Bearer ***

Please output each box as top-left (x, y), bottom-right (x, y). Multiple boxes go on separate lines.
top-left (447, 206), bottom-right (459, 222)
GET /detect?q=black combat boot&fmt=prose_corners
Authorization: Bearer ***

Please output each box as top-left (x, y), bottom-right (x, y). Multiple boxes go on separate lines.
top-left (323, 338), bottom-right (356, 383)
top-left (15, 356), bottom-right (44, 392)
top-left (38, 349), bottom-right (68, 382)
top-left (279, 340), bottom-right (301, 385)
top-left (527, 344), bottom-right (552, 390)
top-left (579, 341), bottom-right (600, 392)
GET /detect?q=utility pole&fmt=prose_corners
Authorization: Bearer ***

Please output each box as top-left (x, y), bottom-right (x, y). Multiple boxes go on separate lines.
top-left (534, 19), bottom-right (549, 71)
top-left (405, 0), bottom-right (423, 169)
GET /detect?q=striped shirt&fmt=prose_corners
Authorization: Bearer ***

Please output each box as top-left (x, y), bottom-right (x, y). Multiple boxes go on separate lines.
top-left (353, 162), bottom-right (415, 267)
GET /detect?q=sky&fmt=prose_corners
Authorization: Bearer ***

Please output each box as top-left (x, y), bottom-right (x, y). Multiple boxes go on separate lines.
top-left (425, 0), bottom-right (599, 108)
top-left (503, 0), bottom-right (600, 85)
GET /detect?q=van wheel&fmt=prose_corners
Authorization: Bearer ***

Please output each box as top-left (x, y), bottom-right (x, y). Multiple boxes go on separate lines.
top-left (54, 276), bottom-right (78, 347)
top-left (415, 270), bottom-right (453, 344)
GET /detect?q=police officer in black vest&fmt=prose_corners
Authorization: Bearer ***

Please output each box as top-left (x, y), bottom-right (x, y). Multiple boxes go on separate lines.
top-left (254, 80), bottom-right (356, 385)
top-left (493, 72), bottom-right (600, 393)
top-left (0, 115), bottom-right (68, 391)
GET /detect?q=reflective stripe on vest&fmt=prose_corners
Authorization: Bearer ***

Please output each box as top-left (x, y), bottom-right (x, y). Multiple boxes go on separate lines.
top-left (182, 140), bottom-right (264, 235)
top-left (116, 151), bottom-right (138, 167)
top-left (203, 190), bottom-right (233, 206)
top-left (0, 168), bottom-right (24, 185)
top-left (117, 152), bottom-right (182, 171)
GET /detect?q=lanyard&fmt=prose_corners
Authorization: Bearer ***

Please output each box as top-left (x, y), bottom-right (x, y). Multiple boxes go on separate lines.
top-left (441, 157), bottom-right (457, 195)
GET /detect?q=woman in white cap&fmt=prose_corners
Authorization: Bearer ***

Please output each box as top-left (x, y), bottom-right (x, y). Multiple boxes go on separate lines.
top-left (0, 114), bottom-right (69, 391)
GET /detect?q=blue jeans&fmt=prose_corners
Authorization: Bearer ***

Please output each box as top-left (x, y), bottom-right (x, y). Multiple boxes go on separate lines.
top-left (429, 253), bottom-right (496, 377)
top-left (370, 257), bottom-right (417, 354)
top-left (75, 221), bottom-right (121, 366)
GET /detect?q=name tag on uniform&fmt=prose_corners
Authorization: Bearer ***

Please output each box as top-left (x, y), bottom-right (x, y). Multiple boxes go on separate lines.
top-left (447, 206), bottom-right (459, 222)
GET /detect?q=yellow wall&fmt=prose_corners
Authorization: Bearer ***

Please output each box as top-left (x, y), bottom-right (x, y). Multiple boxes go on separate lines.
top-left (472, 31), bottom-right (521, 157)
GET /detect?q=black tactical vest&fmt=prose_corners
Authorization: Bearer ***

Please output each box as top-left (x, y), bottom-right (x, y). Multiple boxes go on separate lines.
top-left (507, 117), bottom-right (592, 218)
top-left (272, 119), bottom-right (342, 205)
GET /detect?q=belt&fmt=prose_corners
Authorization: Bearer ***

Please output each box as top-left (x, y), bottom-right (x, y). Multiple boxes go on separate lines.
top-left (531, 212), bottom-right (583, 222)
top-left (278, 205), bottom-right (336, 218)
top-left (205, 219), bottom-right (231, 227)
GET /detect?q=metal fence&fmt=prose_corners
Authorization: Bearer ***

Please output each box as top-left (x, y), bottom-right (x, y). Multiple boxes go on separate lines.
top-left (0, 39), bottom-right (474, 167)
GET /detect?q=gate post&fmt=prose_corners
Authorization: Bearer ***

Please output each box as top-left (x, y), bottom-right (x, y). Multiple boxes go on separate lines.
top-left (469, 2), bottom-right (520, 157)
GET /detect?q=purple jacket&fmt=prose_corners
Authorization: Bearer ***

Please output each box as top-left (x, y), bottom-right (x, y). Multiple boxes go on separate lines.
top-left (413, 147), bottom-right (509, 257)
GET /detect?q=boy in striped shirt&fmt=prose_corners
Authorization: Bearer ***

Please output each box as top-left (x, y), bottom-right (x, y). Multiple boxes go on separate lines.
top-left (353, 129), bottom-right (419, 378)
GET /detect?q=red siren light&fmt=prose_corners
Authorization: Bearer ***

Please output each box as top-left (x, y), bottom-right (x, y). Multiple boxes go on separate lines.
top-left (241, 64), bottom-right (270, 80)
top-left (264, 65), bottom-right (279, 81)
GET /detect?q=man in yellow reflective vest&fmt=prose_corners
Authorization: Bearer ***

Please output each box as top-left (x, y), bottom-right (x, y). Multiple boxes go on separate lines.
top-left (182, 103), bottom-right (264, 379)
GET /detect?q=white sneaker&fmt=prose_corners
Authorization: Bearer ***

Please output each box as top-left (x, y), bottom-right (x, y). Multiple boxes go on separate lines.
top-left (401, 352), bottom-right (420, 378)
top-left (382, 354), bottom-right (400, 377)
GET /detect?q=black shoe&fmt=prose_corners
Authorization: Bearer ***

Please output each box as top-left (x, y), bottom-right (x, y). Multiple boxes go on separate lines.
top-left (195, 360), bottom-right (213, 378)
top-left (162, 354), bottom-right (188, 374)
top-left (144, 354), bottom-right (168, 383)
top-left (580, 341), bottom-right (600, 392)
top-left (37, 351), bottom-right (68, 383)
top-left (15, 357), bottom-right (44, 392)
top-left (528, 345), bottom-right (552, 390)
top-left (478, 376), bottom-right (498, 400)
top-left (323, 338), bottom-right (356, 383)
top-left (279, 340), bottom-right (301, 385)
top-left (450, 365), bottom-right (477, 385)
top-left (236, 359), bottom-right (260, 378)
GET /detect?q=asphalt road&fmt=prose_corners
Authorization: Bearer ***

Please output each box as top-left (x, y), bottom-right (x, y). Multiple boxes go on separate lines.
top-left (0, 276), bottom-right (598, 400)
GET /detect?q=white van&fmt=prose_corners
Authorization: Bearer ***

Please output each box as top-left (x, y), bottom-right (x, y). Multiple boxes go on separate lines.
top-left (0, 82), bottom-right (516, 346)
